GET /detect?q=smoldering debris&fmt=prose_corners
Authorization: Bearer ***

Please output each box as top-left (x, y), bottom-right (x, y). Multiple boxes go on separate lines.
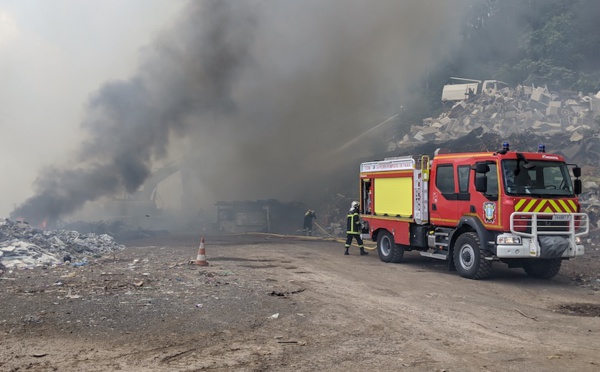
top-left (0, 218), bottom-right (125, 270)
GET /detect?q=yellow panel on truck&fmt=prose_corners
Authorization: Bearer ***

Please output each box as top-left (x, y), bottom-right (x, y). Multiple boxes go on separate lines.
top-left (374, 177), bottom-right (413, 217)
top-left (360, 156), bottom-right (425, 221)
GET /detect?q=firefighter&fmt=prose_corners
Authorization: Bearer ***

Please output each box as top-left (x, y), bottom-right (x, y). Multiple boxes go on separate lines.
top-left (345, 201), bottom-right (368, 256)
top-left (303, 209), bottom-right (317, 236)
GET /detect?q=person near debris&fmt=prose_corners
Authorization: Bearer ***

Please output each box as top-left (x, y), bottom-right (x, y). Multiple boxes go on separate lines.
top-left (303, 209), bottom-right (317, 236)
top-left (345, 201), bottom-right (368, 256)
top-left (467, 87), bottom-right (475, 100)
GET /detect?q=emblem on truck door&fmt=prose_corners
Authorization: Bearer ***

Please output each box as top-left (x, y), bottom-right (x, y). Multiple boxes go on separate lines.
top-left (483, 202), bottom-right (496, 223)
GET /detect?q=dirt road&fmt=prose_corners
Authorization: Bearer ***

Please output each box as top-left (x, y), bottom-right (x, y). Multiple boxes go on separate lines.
top-left (1, 232), bottom-right (599, 371)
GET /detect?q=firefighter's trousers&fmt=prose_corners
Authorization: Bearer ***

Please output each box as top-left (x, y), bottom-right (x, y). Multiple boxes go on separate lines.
top-left (345, 233), bottom-right (364, 249)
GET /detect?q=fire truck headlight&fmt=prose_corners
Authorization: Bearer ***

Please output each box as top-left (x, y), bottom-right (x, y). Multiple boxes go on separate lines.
top-left (497, 235), bottom-right (522, 245)
top-left (575, 236), bottom-right (582, 245)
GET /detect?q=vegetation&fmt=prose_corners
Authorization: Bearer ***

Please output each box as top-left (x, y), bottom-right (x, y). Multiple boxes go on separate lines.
top-left (456, 0), bottom-right (600, 92)
top-left (412, 0), bottom-right (600, 119)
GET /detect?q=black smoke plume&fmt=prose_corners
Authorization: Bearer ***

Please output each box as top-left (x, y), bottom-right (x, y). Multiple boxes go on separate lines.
top-left (11, 0), bottom-right (472, 226)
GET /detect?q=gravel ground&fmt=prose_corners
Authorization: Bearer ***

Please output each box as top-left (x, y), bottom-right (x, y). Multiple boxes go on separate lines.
top-left (1, 232), bottom-right (599, 371)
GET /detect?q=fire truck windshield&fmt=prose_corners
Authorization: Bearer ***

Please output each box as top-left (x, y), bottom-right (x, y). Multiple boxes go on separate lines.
top-left (501, 160), bottom-right (575, 197)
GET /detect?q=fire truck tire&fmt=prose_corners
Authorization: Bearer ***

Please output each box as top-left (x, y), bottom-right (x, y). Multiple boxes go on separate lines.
top-left (377, 231), bottom-right (404, 263)
top-left (522, 258), bottom-right (562, 279)
top-left (453, 232), bottom-right (491, 280)
top-left (390, 243), bottom-right (404, 263)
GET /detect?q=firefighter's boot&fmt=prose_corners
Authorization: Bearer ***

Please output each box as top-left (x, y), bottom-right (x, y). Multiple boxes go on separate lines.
top-left (344, 248), bottom-right (349, 255)
top-left (360, 248), bottom-right (368, 256)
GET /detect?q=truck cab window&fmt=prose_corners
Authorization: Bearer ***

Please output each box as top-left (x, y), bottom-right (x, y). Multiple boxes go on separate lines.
top-left (476, 162), bottom-right (498, 198)
top-left (486, 164), bottom-right (498, 196)
top-left (502, 160), bottom-right (574, 196)
top-left (543, 167), bottom-right (562, 189)
top-left (436, 165), bottom-right (455, 194)
top-left (458, 165), bottom-right (470, 193)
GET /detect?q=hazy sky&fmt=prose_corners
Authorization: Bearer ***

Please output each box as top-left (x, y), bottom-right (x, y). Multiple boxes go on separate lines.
top-left (0, 0), bottom-right (185, 216)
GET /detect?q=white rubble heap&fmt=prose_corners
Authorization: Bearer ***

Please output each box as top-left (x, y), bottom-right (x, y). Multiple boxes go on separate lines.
top-left (393, 84), bottom-right (600, 148)
top-left (0, 218), bottom-right (125, 270)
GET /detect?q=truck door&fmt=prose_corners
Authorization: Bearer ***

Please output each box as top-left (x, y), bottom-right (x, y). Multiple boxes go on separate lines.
top-left (455, 164), bottom-right (473, 217)
top-left (430, 163), bottom-right (460, 226)
top-left (431, 163), bottom-right (473, 226)
top-left (473, 161), bottom-right (500, 228)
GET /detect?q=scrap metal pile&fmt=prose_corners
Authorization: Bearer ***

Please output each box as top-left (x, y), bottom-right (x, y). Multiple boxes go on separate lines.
top-left (0, 218), bottom-right (125, 271)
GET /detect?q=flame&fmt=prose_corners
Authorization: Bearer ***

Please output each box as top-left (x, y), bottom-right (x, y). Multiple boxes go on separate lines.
top-left (40, 219), bottom-right (47, 230)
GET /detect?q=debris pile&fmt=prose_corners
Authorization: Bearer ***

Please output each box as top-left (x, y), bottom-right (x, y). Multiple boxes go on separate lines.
top-left (0, 218), bottom-right (125, 270)
top-left (396, 85), bottom-right (600, 151)
top-left (580, 188), bottom-right (600, 241)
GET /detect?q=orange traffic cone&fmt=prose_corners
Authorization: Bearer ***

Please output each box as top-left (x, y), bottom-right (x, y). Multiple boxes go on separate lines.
top-left (194, 237), bottom-right (209, 266)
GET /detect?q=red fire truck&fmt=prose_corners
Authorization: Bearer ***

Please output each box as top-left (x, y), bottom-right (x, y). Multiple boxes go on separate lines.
top-left (359, 143), bottom-right (590, 279)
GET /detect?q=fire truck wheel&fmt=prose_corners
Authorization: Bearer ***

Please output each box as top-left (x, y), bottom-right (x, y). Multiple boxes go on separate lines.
top-left (522, 258), bottom-right (562, 279)
top-left (453, 232), bottom-right (492, 280)
top-left (377, 231), bottom-right (404, 263)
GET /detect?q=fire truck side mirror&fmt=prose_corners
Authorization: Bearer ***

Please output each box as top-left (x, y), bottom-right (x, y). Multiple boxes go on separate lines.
top-left (573, 166), bottom-right (581, 178)
top-left (475, 163), bottom-right (489, 173)
top-left (574, 179), bottom-right (582, 195)
top-left (475, 176), bottom-right (488, 193)
top-left (474, 163), bottom-right (489, 193)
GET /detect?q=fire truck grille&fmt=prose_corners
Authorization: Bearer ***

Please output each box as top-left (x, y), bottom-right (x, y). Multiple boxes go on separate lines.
top-left (510, 212), bottom-right (589, 237)
top-left (535, 218), bottom-right (569, 233)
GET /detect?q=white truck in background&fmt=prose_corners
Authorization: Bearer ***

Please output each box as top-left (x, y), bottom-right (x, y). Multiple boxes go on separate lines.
top-left (442, 77), bottom-right (509, 102)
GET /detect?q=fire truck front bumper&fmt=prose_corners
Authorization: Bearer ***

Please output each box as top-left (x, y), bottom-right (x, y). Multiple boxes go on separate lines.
top-left (495, 234), bottom-right (585, 258)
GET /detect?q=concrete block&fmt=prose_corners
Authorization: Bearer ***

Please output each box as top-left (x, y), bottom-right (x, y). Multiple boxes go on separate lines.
top-left (570, 105), bottom-right (583, 114)
top-left (422, 127), bottom-right (438, 135)
top-left (530, 87), bottom-right (551, 106)
top-left (549, 101), bottom-right (562, 107)
top-left (570, 132), bottom-right (584, 142)
top-left (546, 105), bottom-right (559, 116)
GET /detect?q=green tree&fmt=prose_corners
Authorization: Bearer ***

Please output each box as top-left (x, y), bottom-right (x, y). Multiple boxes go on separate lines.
top-left (451, 0), bottom-right (600, 91)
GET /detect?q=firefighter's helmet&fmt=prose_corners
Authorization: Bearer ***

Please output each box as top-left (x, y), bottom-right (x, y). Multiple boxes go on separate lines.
top-left (351, 201), bottom-right (359, 210)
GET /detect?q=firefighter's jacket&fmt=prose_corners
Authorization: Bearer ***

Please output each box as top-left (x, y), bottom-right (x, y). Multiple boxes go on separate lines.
top-left (346, 209), bottom-right (361, 235)
top-left (304, 210), bottom-right (316, 223)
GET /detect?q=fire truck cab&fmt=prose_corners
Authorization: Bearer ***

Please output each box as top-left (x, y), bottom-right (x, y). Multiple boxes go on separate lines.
top-left (359, 143), bottom-right (589, 279)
